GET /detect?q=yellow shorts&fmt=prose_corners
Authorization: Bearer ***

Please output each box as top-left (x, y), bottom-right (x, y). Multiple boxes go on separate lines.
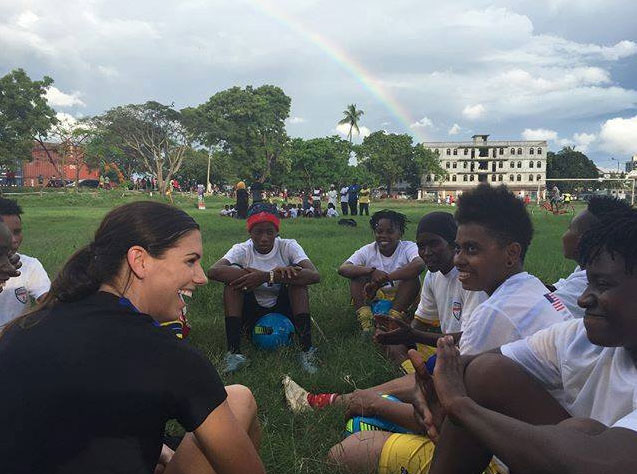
top-left (378, 433), bottom-right (505, 474)
top-left (400, 344), bottom-right (437, 374)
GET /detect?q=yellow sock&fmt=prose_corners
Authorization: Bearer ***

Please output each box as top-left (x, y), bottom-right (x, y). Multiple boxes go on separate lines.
top-left (388, 308), bottom-right (407, 322)
top-left (400, 359), bottom-right (415, 374)
top-left (356, 306), bottom-right (374, 331)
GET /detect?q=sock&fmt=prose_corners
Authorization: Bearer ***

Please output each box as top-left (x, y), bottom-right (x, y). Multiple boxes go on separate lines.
top-left (356, 305), bottom-right (373, 331)
top-left (307, 392), bottom-right (339, 409)
top-left (293, 313), bottom-right (312, 351)
top-left (225, 317), bottom-right (242, 353)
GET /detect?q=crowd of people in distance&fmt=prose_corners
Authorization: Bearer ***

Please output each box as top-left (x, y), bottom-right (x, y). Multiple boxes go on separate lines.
top-left (0, 183), bottom-right (636, 473)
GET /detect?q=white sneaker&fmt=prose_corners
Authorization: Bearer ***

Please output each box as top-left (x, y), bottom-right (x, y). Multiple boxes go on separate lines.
top-left (282, 375), bottom-right (311, 413)
top-left (223, 352), bottom-right (249, 374)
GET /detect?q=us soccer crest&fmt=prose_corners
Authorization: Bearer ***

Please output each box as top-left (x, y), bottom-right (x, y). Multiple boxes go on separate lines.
top-left (15, 286), bottom-right (28, 304)
top-left (452, 301), bottom-right (462, 321)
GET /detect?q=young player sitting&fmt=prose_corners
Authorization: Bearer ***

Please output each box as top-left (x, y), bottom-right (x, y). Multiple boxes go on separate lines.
top-left (554, 195), bottom-right (631, 318)
top-left (220, 204), bottom-right (231, 216)
top-left (286, 185), bottom-right (574, 474)
top-left (209, 203), bottom-right (321, 374)
top-left (414, 209), bottom-right (637, 474)
top-left (325, 202), bottom-right (339, 218)
top-left (0, 198), bottom-right (50, 327)
top-left (338, 210), bottom-right (425, 332)
top-left (375, 211), bottom-right (487, 373)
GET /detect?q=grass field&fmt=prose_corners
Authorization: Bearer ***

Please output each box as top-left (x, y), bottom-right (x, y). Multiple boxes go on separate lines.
top-left (14, 191), bottom-right (580, 474)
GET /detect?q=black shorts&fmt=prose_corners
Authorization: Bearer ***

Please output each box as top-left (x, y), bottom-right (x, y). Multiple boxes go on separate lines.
top-left (241, 286), bottom-right (292, 332)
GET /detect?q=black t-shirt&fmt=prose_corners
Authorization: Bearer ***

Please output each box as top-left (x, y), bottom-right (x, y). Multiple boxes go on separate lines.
top-left (0, 292), bottom-right (227, 474)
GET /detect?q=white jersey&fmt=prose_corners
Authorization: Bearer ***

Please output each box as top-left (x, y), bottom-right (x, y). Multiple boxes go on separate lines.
top-left (552, 266), bottom-right (587, 319)
top-left (0, 254), bottom-right (51, 327)
top-left (347, 241), bottom-right (420, 288)
top-left (340, 187), bottom-right (349, 203)
top-left (327, 190), bottom-right (338, 206)
top-left (502, 319), bottom-right (637, 432)
top-left (415, 267), bottom-right (488, 334)
top-left (326, 208), bottom-right (339, 217)
top-left (222, 238), bottom-right (309, 307)
top-left (459, 272), bottom-right (573, 355)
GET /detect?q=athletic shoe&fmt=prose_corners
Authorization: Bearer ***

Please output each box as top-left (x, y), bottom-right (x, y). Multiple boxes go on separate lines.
top-left (282, 375), bottom-right (311, 413)
top-left (299, 346), bottom-right (320, 374)
top-left (223, 352), bottom-right (249, 374)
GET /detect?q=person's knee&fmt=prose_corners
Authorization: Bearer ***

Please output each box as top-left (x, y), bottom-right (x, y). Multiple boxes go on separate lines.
top-left (463, 353), bottom-right (520, 407)
top-left (225, 384), bottom-right (258, 417)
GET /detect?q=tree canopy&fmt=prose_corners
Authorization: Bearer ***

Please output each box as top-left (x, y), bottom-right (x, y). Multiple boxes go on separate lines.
top-left (546, 147), bottom-right (599, 193)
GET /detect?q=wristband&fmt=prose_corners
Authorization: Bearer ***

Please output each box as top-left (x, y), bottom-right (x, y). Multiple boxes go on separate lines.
top-left (268, 270), bottom-right (275, 286)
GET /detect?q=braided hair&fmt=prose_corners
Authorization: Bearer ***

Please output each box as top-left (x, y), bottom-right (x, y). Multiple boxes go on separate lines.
top-left (369, 210), bottom-right (408, 235)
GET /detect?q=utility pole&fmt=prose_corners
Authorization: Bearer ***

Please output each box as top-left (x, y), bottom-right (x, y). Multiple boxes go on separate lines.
top-left (206, 149), bottom-right (212, 194)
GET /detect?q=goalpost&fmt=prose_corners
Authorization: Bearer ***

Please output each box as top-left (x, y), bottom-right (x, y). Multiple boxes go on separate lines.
top-left (538, 177), bottom-right (636, 206)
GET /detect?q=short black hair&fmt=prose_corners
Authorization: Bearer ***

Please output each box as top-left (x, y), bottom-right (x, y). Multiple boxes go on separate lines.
top-left (587, 195), bottom-right (632, 220)
top-left (370, 209), bottom-right (407, 235)
top-left (0, 198), bottom-right (22, 217)
top-left (455, 184), bottom-right (534, 260)
top-left (579, 210), bottom-right (637, 275)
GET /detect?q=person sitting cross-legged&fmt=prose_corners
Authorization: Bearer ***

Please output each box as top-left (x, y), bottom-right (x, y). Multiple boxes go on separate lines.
top-left (209, 203), bottom-right (321, 374)
top-left (553, 195), bottom-right (632, 318)
top-left (339, 210), bottom-right (425, 332)
top-left (413, 209), bottom-right (637, 474)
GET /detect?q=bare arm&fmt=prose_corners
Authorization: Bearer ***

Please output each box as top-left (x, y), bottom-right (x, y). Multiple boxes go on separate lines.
top-left (338, 262), bottom-right (375, 279)
top-left (281, 258), bottom-right (320, 286)
top-left (387, 257), bottom-right (426, 281)
top-left (193, 401), bottom-right (266, 474)
top-left (207, 258), bottom-right (248, 284)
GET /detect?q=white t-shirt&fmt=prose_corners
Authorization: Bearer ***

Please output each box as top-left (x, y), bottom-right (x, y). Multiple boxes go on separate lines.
top-left (552, 266), bottom-right (587, 319)
top-left (340, 186), bottom-right (349, 203)
top-left (347, 241), bottom-right (420, 288)
top-left (289, 208), bottom-right (298, 218)
top-left (502, 319), bottom-right (637, 432)
top-left (459, 272), bottom-right (573, 355)
top-left (415, 267), bottom-right (488, 334)
top-left (312, 189), bottom-right (321, 202)
top-left (326, 208), bottom-right (339, 218)
top-left (222, 238), bottom-right (309, 308)
top-left (0, 254), bottom-right (51, 327)
top-left (327, 190), bottom-right (338, 206)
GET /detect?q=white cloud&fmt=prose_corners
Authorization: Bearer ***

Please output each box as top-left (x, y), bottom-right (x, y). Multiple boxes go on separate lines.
top-left (287, 116), bottom-right (306, 124)
top-left (448, 123), bottom-right (461, 135)
top-left (572, 132), bottom-right (596, 152)
top-left (97, 65), bottom-right (119, 78)
top-left (16, 11), bottom-right (38, 29)
top-left (55, 112), bottom-right (78, 127)
top-left (598, 116), bottom-right (637, 155)
top-left (462, 104), bottom-right (485, 120)
top-left (522, 128), bottom-right (558, 141)
top-left (335, 122), bottom-right (370, 140)
top-left (410, 116), bottom-right (434, 129)
top-left (46, 86), bottom-right (85, 107)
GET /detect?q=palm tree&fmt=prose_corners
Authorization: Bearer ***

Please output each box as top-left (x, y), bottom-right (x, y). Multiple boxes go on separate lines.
top-left (338, 104), bottom-right (364, 144)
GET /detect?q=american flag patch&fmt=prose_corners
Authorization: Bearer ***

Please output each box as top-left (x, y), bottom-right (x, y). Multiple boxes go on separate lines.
top-left (544, 293), bottom-right (566, 312)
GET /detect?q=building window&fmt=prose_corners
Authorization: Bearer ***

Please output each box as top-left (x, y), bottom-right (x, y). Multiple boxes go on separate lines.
top-left (537, 161), bottom-right (541, 168)
top-left (464, 148), bottom-right (468, 155)
top-left (517, 161), bottom-right (522, 168)
top-left (517, 148), bottom-right (522, 154)
top-left (498, 161), bottom-right (503, 168)
top-left (452, 175), bottom-right (457, 182)
top-left (537, 174), bottom-right (542, 182)
top-left (435, 149), bottom-right (440, 155)
top-left (425, 175), bottom-right (430, 181)
top-left (452, 162), bottom-right (457, 169)
top-left (491, 174), bottom-right (496, 181)
top-left (529, 161), bottom-right (534, 168)
top-left (510, 161), bottom-right (514, 168)
top-left (470, 174), bottom-right (475, 181)
top-left (446, 149), bottom-right (451, 155)
top-left (517, 174), bottom-right (521, 182)
top-left (492, 149), bottom-right (497, 157)
top-left (509, 174), bottom-right (514, 181)
top-left (498, 175), bottom-right (503, 181)
top-left (499, 148), bottom-right (504, 155)
top-left (510, 148), bottom-right (515, 154)
top-left (463, 175), bottom-right (468, 182)
top-left (537, 148), bottom-right (542, 154)
top-left (453, 148), bottom-right (458, 155)
top-left (445, 162), bottom-right (450, 169)
top-left (463, 162), bottom-right (467, 169)
top-left (530, 148), bottom-right (534, 155)
top-left (529, 174), bottom-right (534, 182)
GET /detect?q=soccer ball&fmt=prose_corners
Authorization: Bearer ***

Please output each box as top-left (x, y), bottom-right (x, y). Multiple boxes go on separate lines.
top-left (252, 313), bottom-right (295, 350)
top-left (344, 395), bottom-right (413, 436)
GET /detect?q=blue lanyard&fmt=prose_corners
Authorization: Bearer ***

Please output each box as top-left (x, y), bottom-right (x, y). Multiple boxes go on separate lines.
top-left (118, 296), bottom-right (160, 327)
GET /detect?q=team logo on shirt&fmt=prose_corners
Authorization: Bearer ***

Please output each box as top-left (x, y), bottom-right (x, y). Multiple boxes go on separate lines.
top-left (15, 286), bottom-right (28, 304)
top-left (452, 301), bottom-right (462, 320)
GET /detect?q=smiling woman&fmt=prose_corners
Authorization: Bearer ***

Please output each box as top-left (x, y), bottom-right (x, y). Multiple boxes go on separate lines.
top-left (0, 201), bottom-right (265, 474)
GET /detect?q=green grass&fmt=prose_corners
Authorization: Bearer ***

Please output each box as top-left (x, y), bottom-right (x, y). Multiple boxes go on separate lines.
top-left (14, 191), bottom-right (580, 474)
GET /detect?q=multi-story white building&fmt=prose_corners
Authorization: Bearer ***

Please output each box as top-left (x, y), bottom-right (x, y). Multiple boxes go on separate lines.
top-left (420, 134), bottom-right (548, 200)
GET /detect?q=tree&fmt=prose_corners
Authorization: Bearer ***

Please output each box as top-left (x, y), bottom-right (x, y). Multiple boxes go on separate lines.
top-left (406, 145), bottom-right (446, 195)
top-left (338, 104), bottom-right (364, 144)
top-left (357, 131), bottom-right (413, 195)
top-left (0, 68), bottom-right (58, 167)
top-left (186, 85), bottom-right (291, 182)
top-left (93, 101), bottom-right (190, 194)
top-left (277, 136), bottom-right (351, 190)
top-left (547, 147), bottom-right (599, 193)
top-left (176, 147), bottom-right (235, 187)
top-left (48, 115), bottom-right (97, 186)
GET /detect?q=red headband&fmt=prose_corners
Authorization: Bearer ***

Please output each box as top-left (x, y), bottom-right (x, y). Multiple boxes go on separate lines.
top-left (247, 212), bottom-right (280, 232)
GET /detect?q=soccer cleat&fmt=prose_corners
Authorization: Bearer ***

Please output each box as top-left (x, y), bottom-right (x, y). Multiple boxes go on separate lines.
top-left (222, 352), bottom-right (249, 374)
top-left (282, 375), bottom-right (311, 413)
top-left (299, 346), bottom-right (320, 374)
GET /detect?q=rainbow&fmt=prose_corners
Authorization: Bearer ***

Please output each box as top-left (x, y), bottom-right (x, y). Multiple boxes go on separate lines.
top-left (245, 0), bottom-right (424, 142)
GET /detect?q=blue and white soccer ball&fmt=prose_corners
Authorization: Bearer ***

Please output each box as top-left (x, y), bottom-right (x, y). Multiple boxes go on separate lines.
top-left (252, 313), bottom-right (295, 351)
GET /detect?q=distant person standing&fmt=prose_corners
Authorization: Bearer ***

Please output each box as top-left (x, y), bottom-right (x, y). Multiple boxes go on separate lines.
top-left (235, 181), bottom-right (249, 219)
top-left (327, 185), bottom-right (338, 209)
top-left (348, 181), bottom-right (361, 216)
top-left (359, 184), bottom-right (371, 216)
top-left (312, 187), bottom-right (322, 217)
top-left (339, 184), bottom-right (349, 215)
top-left (550, 184), bottom-right (562, 212)
top-left (251, 180), bottom-right (264, 204)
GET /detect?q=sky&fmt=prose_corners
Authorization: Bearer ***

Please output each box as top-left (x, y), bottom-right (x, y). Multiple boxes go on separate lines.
top-left (1, 0), bottom-right (636, 168)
